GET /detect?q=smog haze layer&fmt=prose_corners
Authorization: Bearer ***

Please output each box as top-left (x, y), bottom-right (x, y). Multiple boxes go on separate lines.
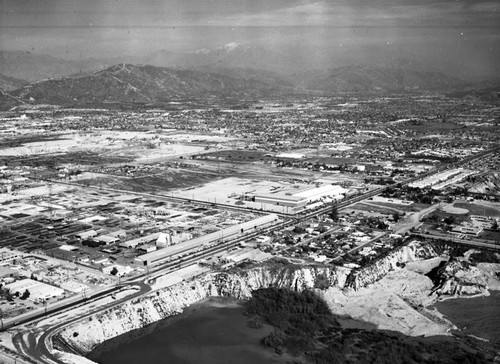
top-left (1, 0), bottom-right (499, 80)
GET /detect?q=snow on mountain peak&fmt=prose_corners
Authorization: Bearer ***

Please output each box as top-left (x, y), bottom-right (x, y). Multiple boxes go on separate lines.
top-left (223, 42), bottom-right (241, 51)
top-left (187, 48), bottom-right (210, 55)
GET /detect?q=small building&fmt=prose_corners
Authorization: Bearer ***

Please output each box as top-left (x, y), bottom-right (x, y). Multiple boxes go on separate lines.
top-left (450, 225), bottom-right (483, 236)
top-left (53, 209), bottom-right (73, 218)
top-left (0, 248), bottom-right (20, 263)
top-left (5, 278), bottom-right (65, 302)
top-left (120, 233), bottom-right (159, 249)
top-left (92, 257), bottom-right (109, 265)
top-left (94, 235), bottom-right (120, 245)
top-left (156, 233), bottom-right (170, 247)
top-left (102, 264), bottom-right (134, 277)
top-left (256, 235), bottom-right (271, 244)
top-left (75, 230), bottom-right (98, 240)
top-left (60, 280), bottom-right (90, 294)
top-left (139, 244), bottom-right (157, 253)
top-left (59, 245), bottom-right (79, 252)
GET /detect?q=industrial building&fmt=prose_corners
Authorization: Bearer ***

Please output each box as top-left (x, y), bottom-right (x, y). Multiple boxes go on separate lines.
top-left (254, 194), bottom-right (308, 208)
top-left (94, 235), bottom-right (120, 245)
top-left (120, 231), bottom-right (192, 249)
top-left (74, 230), bottom-right (98, 240)
top-left (120, 232), bottom-right (160, 248)
top-left (254, 184), bottom-right (347, 211)
top-left (409, 168), bottom-right (474, 189)
top-left (135, 214), bottom-right (279, 267)
top-left (292, 184), bottom-right (348, 202)
top-left (5, 278), bottom-right (65, 302)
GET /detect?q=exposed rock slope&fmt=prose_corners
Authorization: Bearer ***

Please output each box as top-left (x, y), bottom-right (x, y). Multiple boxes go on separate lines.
top-left (57, 240), bottom-right (500, 359)
top-left (59, 265), bottom-right (349, 354)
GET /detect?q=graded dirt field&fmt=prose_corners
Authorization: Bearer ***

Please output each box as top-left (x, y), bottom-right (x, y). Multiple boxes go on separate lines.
top-left (441, 205), bottom-right (469, 215)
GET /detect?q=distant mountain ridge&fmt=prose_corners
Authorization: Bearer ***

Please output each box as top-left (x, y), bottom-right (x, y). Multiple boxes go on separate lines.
top-left (2, 43), bottom-right (499, 85)
top-left (6, 63), bottom-right (289, 108)
top-left (0, 47), bottom-right (495, 110)
top-left (144, 43), bottom-right (299, 73)
top-left (0, 73), bottom-right (28, 91)
top-left (0, 51), bottom-right (114, 83)
top-left (303, 60), bottom-right (469, 93)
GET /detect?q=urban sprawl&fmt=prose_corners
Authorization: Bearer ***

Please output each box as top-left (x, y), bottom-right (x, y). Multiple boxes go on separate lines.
top-left (0, 95), bottom-right (499, 361)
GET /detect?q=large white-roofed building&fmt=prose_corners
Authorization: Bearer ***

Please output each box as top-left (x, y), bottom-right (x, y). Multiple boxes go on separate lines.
top-left (292, 184), bottom-right (348, 202)
top-left (254, 194), bottom-right (308, 208)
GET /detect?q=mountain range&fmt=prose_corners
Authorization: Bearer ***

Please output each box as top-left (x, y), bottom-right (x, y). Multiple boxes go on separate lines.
top-left (0, 73), bottom-right (28, 92)
top-left (0, 44), bottom-right (498, 110)
top-left (8, 63), bottom-right (289, 108)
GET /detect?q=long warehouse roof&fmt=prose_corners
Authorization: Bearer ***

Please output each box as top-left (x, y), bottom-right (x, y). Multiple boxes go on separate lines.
top-left (136, 214), bottom-right (279, 264)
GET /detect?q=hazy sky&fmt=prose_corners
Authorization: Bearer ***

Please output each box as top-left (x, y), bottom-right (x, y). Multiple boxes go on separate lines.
top-left (0, 0), bottom-right (499, 63)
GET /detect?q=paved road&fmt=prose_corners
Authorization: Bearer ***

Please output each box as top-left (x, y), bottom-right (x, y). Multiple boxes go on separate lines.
top-left (12, 281), bottom-right (151, 364)
top-left (393, 203), bottom-right (449, 235)
top-left (412, 232), bottom-right (500, 251)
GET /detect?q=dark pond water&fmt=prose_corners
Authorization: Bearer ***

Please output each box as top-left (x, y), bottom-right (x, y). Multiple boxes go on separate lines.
top-left (90, 300), bottom-right (288, 364)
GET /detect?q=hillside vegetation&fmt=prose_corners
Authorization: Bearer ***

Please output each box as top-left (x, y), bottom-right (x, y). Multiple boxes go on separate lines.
top-left (246, 288), bottom-right (492, 364)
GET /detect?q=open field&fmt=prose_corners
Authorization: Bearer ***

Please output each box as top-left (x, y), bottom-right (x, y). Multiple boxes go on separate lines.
top-left (453, 202), bottom-right (500, 217)
top-left (76, 169), bottom-right (226, 193)
top-left (480, 230), bottom-right (500, 242)
top-left (193, 149), bottom-right (269, 162)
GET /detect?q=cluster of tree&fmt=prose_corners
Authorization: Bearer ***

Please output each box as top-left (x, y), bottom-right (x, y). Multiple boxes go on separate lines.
top-left (246, 288), bottom-right (339, 356)
top-left (365, 177), bottom-right (397, 185)
top-left (309, 329), bottom-right (485, 364)
top-left (329, 205), bottom-right (338, 222)
top-left (361, 216), bottom-right (390, 230)
top-left (20, 289), bottom-right (30, 300)
top-left (0, 286), bottom-right (14, 301)
top-left (382, 186), bottom-right (441, 204)
top-left (0, 287), bottom-right (29, 300)
top-left (246, 288), bottom-right (492, 363)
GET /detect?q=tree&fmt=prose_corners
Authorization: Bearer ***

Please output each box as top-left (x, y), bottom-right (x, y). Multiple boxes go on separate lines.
top-left (21, 289), bottom-right (30, 300)
top-left (329, 204), bottom-right (338, 222)
top-left (293, 226), bottom-right (306, 234)
top-left (110, 267), bottom-right (119, 276)
top-left (443, 216), bottom-right (455, 225)
top-left (314, 273), bottom-right (331, 290)
top-left (392, 212), bottom-right (400, 223)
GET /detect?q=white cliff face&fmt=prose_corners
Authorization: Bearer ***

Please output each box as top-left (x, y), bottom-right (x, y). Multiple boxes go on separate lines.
top-left (59, 264), bottom-right (350, 355)
top-left (344, 241), bottom-right (440, 291)
top-left (57, 240), bottom-right (499, 361)
top-left (433, 260), bottom-right (490, 296)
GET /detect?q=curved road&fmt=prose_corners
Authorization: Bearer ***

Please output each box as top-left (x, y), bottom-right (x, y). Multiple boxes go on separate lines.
top-left (12, 281), bottom-right (151, 364)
